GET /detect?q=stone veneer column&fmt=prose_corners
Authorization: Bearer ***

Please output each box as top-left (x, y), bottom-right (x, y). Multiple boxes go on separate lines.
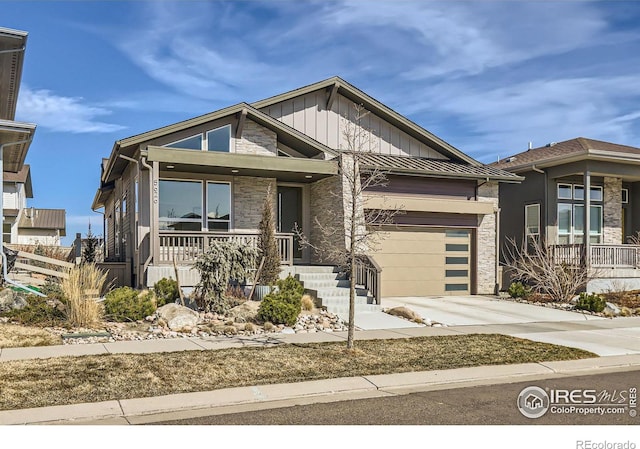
top-left (603, 177), bottom-right (622, 244)
top-left (477, 182), bottom-right (499, 295)
top-left (233, 177), bottom-right (276, 231)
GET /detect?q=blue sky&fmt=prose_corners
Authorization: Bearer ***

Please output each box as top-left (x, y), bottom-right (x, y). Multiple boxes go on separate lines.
top-left (4, 1), bottom-right (640, 245)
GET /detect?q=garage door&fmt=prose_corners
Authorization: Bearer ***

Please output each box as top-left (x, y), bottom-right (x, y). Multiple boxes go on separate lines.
top-left (373, 228), bottom-right (471, 297)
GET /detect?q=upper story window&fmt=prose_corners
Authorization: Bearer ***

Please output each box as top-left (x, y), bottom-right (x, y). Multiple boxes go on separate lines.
top-left (207, 126), bottom-right (231, 152)
top-left (163, 125), bottom-right (231, 152)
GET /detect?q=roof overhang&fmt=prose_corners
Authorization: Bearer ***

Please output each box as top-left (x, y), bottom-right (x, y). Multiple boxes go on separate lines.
top-left (0, 27), bottom-right (28, 121)
top-left (0, 120), bottom-right (36, 172)
top-left (252, 76), bottom-right (482, 167)
top-left (102, 103), bottom-right (336, 184)
top-left (145, 146), bottom-right (338, 182)
top-left (506, 150), bottom-right (640, 174)
top-left (92, 182), bottom-right (114, 211)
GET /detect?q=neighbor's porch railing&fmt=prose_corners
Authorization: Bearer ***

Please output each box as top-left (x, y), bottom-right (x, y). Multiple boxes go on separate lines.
top-left (158, 232), bottom-right (295, 265)
top-left (551, 244), bottom-right (640, 268)
top-left (354, 254), bottom-right (382, 305)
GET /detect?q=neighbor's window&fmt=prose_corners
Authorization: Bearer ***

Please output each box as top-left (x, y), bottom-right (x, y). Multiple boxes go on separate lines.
top-left (159, 180), bottom-right (203, 231)
top-left (558, 184), bottom-right (572, 200)
top-left (206, 125), bottom-right (231, 152)
top-left (164, 134), bottom-right (203, 151)
top-left (206, 182), bottom-right (231, 231)
top-left (525, 204), bottom-right (540, 240)
top-left (2, 223), bottom-right (11, 244)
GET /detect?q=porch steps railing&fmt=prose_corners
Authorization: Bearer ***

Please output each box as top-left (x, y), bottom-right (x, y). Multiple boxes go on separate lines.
top-left (158, 232), bottom-right (294, 265)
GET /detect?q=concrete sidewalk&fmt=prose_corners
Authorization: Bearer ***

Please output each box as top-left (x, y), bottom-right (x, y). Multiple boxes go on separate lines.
top-left (2, 317), bottom-right (640, 424)
top-left (2, 353), bottom-right (639, 425)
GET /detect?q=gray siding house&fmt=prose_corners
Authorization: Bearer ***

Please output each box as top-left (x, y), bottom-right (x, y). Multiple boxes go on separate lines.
top-left (93, 77), bottom-right (520, 303)
top-left (493, 137), bottom-right (640, 291)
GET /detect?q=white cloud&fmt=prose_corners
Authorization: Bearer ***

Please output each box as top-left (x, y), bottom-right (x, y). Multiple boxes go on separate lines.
top-left (17, 87), bottom-right (126, 133)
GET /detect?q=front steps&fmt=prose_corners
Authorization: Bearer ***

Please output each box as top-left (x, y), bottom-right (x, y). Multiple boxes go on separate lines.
top-left (280, 265), bottom-right (380, 315)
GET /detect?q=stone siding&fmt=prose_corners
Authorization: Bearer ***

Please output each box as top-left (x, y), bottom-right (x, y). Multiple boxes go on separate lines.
top-left (309, 176), bottom-right (345, 264)
top-left (233, 177), bottom-right (276, 231)
top-left (234, 120), bottom-right (277, 156)
top-left (477, 182), bottom-right (499, 295)
top-left (603, 177), bottom-right (622, 244)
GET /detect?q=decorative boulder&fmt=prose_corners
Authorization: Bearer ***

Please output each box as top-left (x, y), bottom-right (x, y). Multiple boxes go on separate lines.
top-left (0, 289), bottom-right (28, 313)
top-left (227, 301), bottom-right (261, 323)
top-left (156, 303), bottom-right (199, 332)
top-left (604, 302), bottom-right (621, 316)
top-left (386, 306), bottom-right (424, 323)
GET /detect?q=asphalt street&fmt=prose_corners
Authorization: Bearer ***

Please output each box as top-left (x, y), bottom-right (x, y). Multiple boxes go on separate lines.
top-left (154, 368), bottom-right (640, 425)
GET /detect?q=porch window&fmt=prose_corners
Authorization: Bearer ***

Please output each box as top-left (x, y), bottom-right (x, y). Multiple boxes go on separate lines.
top-left (206, 182), bottom-right (231, 231)
top-left (206, 125), bottom-right (231, 152)
top-left (557, 204), bottom-right (602, 244)
top-left (164, 134), bottom-right (203, 151)
top-left (525, 204), bottom-right (540, 238)
top-left (622, 188), bottom-right (629, 204)
top-left (159, 180), bottom-right (203, 231)
top-left (558, 184), bottom-right (572, 199)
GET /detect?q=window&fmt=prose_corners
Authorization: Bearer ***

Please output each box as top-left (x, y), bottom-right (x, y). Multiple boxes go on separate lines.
top-left (573, 185), bottom-right (584, 200)
top-left (159, 180), bottom-right (203, 231)
top-left (3, 223), bottom-right (11, 244)
top-left (525, 204), bottom-right (540, 237)
top-left (622, 188), bottom-right (629, 204)
top-left (446, 256), bottom-right (468, 264)
top-left (446, 243), bottom-right (468, 252)
top-left (557, 203), bottom-right (572, 244)
top-left (206, 182), bottom-right (231, 231)
top-left (558, 184), bottom-right (572, 199)
top-left (164, 134), bottom-right (203, 151)
top-left (557, 204), bottom-right (602, 244)
top-left (590, 186), bottom-right (603, 201)
top-left (206, 126), bottom-right (231, 152)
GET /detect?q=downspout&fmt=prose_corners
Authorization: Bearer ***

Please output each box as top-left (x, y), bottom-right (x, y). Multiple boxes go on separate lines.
top-left (0, 137), bottom-right (45, 296)
top-left (140, 157), bottom-right (154, 283)
top-left (495, 206), bottom-right (501, 295)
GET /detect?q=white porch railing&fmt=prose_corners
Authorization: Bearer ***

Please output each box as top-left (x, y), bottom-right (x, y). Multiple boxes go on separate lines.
top-left (551, 244), bottom-right (640, 268)
top-left (590, 244), bottom-right (640, 268)
top-left (158, 232), bottom-right (294, 265)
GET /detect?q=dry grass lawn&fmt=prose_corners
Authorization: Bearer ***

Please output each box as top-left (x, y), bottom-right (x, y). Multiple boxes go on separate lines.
top-left (0, 334), bottom-right (595, 411)
top-left (0, 324), bottom-right (62, 349)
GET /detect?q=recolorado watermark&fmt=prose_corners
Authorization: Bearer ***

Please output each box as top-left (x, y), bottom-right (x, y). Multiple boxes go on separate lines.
top-left (575, 441), bottom-right (636, 449)
top-left (517, 385), bottom-right (637, 419)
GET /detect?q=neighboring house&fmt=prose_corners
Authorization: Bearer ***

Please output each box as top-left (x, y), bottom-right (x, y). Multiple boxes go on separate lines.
top-left (93, 77), bottom-right (520, 300)
top-left (493, 137), bottom-right (640, 291)
top-left (0, 27), bottom-right (67, 248)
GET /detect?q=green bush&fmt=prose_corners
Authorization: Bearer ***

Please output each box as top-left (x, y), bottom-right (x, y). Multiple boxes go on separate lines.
top-left (575, 292), bottom-right (606, 313)
top-left (5, 295), bottom-right (66, 326)
top-left (256, 275), bottom-right (303, 326)
top-left (508, 281), bottom-right (531, 299)
top-left (104, 287), bottom-right (156, 322)
top-left (153, 278), bottom-right (179, 307)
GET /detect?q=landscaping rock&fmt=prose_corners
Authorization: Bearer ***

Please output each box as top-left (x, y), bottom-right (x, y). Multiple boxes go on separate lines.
top-left (156, 303), bottom-right (199, 332)
top-left (386, 306), bottom-right (423, 322)
top-left (605, 302), bottom-right (621, 316)
top-left (227, 301), bottom-right (260, 322)
top-left (0, 289), bottom-right (27, 313)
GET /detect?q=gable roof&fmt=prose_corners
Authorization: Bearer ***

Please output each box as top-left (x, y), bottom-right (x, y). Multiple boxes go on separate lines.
top-left (358, 153), bottom-right (522, 183)
top-left (101, 103), bottom-right (337, 183)
top-left (252, 76), bottom-right (481, 167)
top-left (18, 208), bottom-right (66, 235)
top-left (3, 164), bottom-right (33, 197)
top-left (492, 137), bottom-right (640, 172)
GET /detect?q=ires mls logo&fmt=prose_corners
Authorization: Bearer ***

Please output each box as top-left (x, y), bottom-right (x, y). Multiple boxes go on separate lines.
top-left (517, 386), bottom-right (638, 419)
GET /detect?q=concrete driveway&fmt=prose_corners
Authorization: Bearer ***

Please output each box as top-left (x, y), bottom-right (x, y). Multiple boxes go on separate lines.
top-left (383, 295), bottom-right (604, 326)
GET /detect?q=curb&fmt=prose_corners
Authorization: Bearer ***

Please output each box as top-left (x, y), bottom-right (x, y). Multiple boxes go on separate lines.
top-left (2, 354), bottom-right (640, 425)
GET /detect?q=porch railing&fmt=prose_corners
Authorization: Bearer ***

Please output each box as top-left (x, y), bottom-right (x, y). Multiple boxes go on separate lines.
top-left (551, 244), bottom-right (640, 268)
top-left (354, 254), bottom-right (382, 305)
top-left (158, 232), bottom-right (295, 265)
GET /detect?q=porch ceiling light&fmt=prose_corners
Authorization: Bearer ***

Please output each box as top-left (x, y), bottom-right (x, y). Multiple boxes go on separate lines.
top-left (231, 169), bottom-right (239, 173)
top-left (305, 175), bottom-right (313, 179)
top-left (166, 165), bottom-right (175, 169)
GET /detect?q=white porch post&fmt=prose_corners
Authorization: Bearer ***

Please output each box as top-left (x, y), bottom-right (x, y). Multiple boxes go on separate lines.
top-left (584, 170), bottom-right (591, 268)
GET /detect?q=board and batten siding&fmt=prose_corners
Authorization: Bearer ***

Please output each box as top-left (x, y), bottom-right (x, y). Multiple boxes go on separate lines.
top-left (260, 91), bottom-right (448, 159)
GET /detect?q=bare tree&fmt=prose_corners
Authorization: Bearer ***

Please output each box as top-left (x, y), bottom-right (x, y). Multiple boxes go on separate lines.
top-left (503, 236), bottom-right (598, 302)
top-left (297, 104), bottom-right (402, 349)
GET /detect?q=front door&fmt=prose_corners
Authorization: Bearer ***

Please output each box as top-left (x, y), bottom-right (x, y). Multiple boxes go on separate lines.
top-left (277, 186), bottom-right (303, 261)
